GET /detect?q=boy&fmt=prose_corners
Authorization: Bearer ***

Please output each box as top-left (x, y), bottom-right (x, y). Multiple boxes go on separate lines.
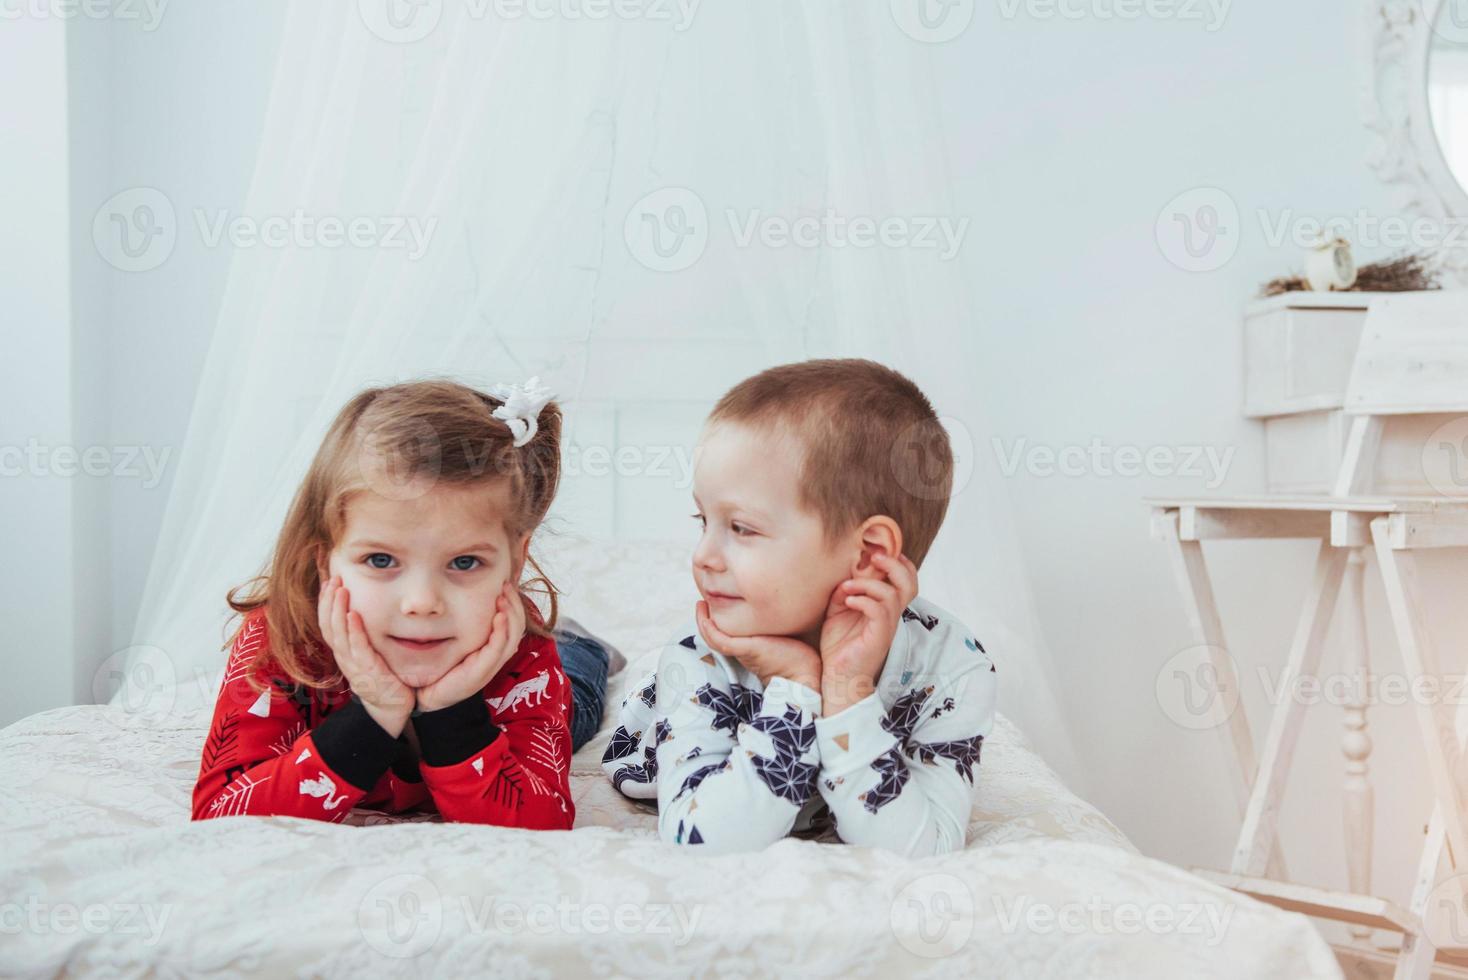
top-left (602, 359), bottom-right (997, 856)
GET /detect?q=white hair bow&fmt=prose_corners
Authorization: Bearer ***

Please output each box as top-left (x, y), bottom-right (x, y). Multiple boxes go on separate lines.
top-left (488, 376), bottom-right (555, 448)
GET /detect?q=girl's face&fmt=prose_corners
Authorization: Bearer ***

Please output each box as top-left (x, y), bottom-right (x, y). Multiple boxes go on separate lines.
top-left (690, 422), bottom-right (854, 648)
top-left (325, 480), bottom-right (528, 690)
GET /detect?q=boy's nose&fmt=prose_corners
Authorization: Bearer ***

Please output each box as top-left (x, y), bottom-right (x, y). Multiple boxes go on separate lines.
top-left (692, 536), bottom-right (724, 573)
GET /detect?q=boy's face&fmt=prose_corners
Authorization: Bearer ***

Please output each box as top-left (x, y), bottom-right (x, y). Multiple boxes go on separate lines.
top-left (326, 480), bottom-right (527, 689)
top-left (691, 421), bottom-right (853, 644)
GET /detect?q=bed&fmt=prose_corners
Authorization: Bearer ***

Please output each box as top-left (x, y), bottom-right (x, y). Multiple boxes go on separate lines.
top-left (0, 539), bottom-right (1341, 977)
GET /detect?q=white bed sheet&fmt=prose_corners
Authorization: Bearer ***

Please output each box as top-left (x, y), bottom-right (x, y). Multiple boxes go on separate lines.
top-left (0, 538), bottom-right (1341, 977)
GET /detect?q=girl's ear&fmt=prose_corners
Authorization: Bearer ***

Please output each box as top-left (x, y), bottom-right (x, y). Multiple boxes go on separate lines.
top-left (512, 532), bottom-right (532, 579)
top-left (851, 516), bottom-right (902, 578)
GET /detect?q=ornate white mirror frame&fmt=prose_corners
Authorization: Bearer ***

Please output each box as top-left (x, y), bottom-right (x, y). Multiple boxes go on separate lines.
top-left (1367, 0), bottom-right (1468, 284)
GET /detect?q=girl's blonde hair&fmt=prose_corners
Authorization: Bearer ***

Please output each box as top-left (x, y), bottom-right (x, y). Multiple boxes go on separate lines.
top-left (225, 379), bottom-right (562, 693)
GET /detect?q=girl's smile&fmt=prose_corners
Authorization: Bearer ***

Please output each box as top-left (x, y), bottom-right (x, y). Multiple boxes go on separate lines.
top-left (388, 635), bottom-right (453, 651)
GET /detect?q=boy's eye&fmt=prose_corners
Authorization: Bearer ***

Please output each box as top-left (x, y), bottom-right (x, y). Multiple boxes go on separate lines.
top-left (451, 556), bottom-right (482, 572)
top-left (731, 522), bottom-right (755, 537)
top-left (365, 553), bottom-right (395, 570)
top-left (690, 512), bottom-right (706, 528)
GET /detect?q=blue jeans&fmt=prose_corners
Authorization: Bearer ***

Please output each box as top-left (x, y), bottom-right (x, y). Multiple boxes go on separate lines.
top-left (558, 631), bottom-right (610, 753)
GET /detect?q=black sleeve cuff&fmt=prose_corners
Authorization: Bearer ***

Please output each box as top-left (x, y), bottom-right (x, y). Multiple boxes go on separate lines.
top-left (390, 737), bottom-right (423, 784)
top-left (412, 694), bottom-right (501, 767)
top-left (311, 696), bottom-right (402, 792)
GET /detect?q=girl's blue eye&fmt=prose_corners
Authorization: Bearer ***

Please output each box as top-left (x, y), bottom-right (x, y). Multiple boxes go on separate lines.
top-left (451, 556), bottom-right (481, 572)
top-left (366, 553), bottom-right (394, 570)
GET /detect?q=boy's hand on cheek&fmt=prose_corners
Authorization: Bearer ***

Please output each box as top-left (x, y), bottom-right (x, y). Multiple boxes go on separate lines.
top-left (819, 553), bottom-right (919, 717)
top-left (695, 601), bottom-right (822, 693)
top-left (415, 580), bottom-right (527, 713)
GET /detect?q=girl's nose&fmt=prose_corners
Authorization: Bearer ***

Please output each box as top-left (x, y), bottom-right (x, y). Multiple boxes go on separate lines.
top-left (400, 575), bottom-right (444, 616)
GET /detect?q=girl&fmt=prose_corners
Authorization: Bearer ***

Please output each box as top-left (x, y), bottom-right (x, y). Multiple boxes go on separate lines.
top-left (192, 378), bottom-right (605, 828)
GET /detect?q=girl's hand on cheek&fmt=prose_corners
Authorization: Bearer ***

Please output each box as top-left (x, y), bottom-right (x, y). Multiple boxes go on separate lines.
top-left (317, 576), bottom-right (415, 737)
top-left (415, 580), bottom-right (527, 713)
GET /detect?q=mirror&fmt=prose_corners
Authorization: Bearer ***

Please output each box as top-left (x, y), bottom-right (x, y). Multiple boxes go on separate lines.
top-left (1427, 3), bottom-right (1468, 197)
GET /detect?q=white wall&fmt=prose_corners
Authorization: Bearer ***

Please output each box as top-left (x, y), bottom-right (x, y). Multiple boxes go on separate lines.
top-left (3, 0), bottom-right (1456, 943)
top-left (933, 1), bottom-right (1448, 942)
top-left (99, 2), bottom-right (290, 648)
top-left (0, 3), bottom-right (286, 729)
top-left (1, 15), bottom-right (78, 726)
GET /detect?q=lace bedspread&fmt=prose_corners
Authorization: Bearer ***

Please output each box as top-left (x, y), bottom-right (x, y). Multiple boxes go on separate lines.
top-left (0, 537), bottom-right (1340, 977)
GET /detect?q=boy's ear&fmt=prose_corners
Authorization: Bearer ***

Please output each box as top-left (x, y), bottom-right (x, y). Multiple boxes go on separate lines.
top-left (851, 516), bottom-right (903, 578)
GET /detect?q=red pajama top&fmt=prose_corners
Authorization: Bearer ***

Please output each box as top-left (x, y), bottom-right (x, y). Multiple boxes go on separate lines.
top-left (191, 607), bottom-right (575, 829)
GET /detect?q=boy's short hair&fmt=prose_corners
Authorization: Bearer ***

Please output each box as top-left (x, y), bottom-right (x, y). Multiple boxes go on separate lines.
top-left (707, 359), bottom-right (953, 567)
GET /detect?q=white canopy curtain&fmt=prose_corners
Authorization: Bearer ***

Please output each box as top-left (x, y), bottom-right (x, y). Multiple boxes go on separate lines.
top-left (123, 0), bottom-right (1083, 788)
